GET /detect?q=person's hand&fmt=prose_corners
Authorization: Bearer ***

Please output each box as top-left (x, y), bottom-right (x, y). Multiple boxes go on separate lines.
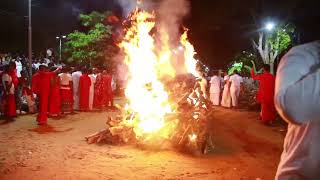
top-left (244, 65), bottom-right (252, 71)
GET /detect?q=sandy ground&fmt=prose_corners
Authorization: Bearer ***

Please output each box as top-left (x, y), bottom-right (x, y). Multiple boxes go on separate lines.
top-left (0, 101), bottom-right (286, 180)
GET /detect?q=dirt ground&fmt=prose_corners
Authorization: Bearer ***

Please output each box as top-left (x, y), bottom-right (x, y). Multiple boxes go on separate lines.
top-left (0, 100), bottom-right (286, 180)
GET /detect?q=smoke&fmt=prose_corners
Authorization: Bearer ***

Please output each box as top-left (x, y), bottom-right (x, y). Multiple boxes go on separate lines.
top-left (117, 0), bottom-right (138, 16)
top-left (157, 0), bottom-right (190, 44)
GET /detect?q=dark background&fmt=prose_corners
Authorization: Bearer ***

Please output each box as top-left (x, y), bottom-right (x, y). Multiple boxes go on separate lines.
top-left (0, 0), bottom-right (319, 68)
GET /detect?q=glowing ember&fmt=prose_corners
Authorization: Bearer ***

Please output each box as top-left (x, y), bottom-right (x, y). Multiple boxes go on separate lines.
top-left (188, 134), bottom-right (197, 142)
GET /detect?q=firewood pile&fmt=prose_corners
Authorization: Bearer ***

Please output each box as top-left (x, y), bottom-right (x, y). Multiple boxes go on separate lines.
top-left (239, 79), bottom-right (259, 110)
top-left (85, 74), bottom-right (214, 155)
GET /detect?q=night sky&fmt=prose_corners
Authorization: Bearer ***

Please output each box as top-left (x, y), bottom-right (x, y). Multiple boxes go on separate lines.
top-left (0, 0), bottom-right (320, 68)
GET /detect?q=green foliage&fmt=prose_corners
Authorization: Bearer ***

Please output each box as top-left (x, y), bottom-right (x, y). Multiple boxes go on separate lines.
top-left (63, 11), bottom-right (116, 67)
top-left (228, 51), bottom-right (257, 76)
top-left (267, 23), bottom-right (295, 56)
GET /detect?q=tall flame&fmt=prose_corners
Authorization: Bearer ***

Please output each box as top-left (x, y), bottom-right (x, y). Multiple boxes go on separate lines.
top-left (118, 9), bottom-right (201, 142)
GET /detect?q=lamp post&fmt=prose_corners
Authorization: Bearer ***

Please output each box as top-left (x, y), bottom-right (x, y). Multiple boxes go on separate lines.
top-left (28, 0), bottom-right (32, 81)
top-left (56, 35), bottom-right (66, 64)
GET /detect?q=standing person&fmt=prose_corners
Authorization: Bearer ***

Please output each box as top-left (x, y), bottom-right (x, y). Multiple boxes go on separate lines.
top-left (15, 58), bottom-right (23, 78)
top-left (32, 65), bottom-right (51, 125)
top-left (275, 41), bottom-right (320, 179)
top-left (59, 67), bottom-right (73, 114)
top-left (209, 71), bottom-right (221, 106)
top-left (79, 68), bottom-right (91, 111)
top-left (88, 69), bottom-right (97, 110)
top-left (72, 66), bottom-right (82, 111)
top-left (93, 69), bottom-right (103, 110)
top-left (17, 71), bottom-right (29, 114)
top-left (2, 65), bottom-right (17, 119)
top-left (221, 72), bottom-right (231, 108)
top-left (48, 67), bottom-right (61, 117)
top-left (102, 70), bottom-right (114, 108)
top-left (251, 64), bottom-right (276, 124)
top-left (199, 72), bottom-right (208, 99)
top-left (229, 70), bottom-right (243, 108)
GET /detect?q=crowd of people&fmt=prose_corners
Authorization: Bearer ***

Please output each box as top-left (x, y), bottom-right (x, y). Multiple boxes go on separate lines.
top-left (207, 65), bottom-right (276, 126)
top-left (1, 52), bottom-right (115, 126)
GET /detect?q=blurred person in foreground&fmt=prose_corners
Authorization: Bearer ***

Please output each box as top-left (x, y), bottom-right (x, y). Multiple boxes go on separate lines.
top-left (275, 41), bottom-right (320, 179)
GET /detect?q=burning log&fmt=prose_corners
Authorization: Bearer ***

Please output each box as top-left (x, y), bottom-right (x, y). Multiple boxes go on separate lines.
top-left (85, 75), bottom-right (214, 155)
top-left (85, 8), bottom-right (215, 155)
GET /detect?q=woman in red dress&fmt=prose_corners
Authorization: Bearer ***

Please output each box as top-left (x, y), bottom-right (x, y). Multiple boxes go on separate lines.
top-left (93, 69), bottom-right (103, 110)
top-left (102, 70), bottom-right (113, 108)
top-left (2, 64), bottom-right (17, 119)
top-left (49, 67), bottom-right (61, 117)
top-left (79, 68), bottom-right (91, 111)
top-left (59, 67), bottom-right (73, 114)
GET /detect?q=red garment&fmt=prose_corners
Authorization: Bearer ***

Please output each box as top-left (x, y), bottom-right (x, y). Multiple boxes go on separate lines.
top-left (251, 70), bottom-right (276, 121)
top-left (102, 74), bottom-right (113, 106)
top-left (93, 74), bottom-right (103, 109)
top-left (8, 70), bottom-right (19, 87)
top-left (32, 72), bottom-right (51, 125)
top-left (4, 94), bottom-right (16, 117)
top-left (79, 74), bottom-right (91, 111)
top-left (60, 88), bottom-right (73, 113)
top-left (32, 72), bottom-right (41, 94)
top-left (2, 72), bottom-right (16, 118)
top-left (49, 73), bottom-right (61, 116)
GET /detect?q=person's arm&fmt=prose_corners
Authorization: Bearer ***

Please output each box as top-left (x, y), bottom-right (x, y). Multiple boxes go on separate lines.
top-left (275, 44), bottom-right (320, 125)
top-left (251, 69), bottom-right (261, 80)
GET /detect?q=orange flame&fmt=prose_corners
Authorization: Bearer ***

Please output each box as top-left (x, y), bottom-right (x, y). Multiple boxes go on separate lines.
top-left (118, 9), bottom-right (201, 142)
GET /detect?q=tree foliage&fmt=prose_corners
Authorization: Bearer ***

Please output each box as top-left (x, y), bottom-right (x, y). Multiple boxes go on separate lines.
top-left (252, 23), bottom-right (295, 74)
top-left (64, 11), bottom-right (117, 67)
top-left (228, 51), bottom-right (257, 76)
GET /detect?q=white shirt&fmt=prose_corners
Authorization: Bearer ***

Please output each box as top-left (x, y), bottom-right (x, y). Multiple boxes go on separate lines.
top-left (89, 74), bottom-right (96, 89)
top-left (72, 71), bottom-right (82, 94)
top-left (210, 76), bottom-right (221, 94)
top-left (275, 41), bottom-right (320, 179)
top-left (33, 63), bottom-right (40, 70)
top-left (2, 73), bottom-right (14, 94)
top-left (59, 73), bottom-right (72, 88)
top-left (15, 61), bottom-right (23, 77)
top-left (229, 74), bottom-right (243, 89)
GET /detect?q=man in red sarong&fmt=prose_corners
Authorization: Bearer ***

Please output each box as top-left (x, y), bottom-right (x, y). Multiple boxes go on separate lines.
top-left (251, 64), bottom-right (276, 124)
top-left (2, 64), bottom-right (17, 119)
top-left (48, 67), bottom-right (61, 117)
top-left (79, 68), bottom-right (91, 111)
top-left (32, 65), bottom-right (51, 125)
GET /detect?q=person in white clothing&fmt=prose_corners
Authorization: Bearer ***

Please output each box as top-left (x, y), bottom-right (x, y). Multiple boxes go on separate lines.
top-left (275, 41), bottom-right (320, 180)
top-left (88, 69), bottom-right (97, 110)
top-left (229, 70), bottom-right (243, 108)
top-left (15, 59), bottom-right (23, 78)
top-left (221, 72), bottom-right (231, 108)
top-left (72, 67), bottom-right (82, 110)
top-left (209, 71), bottom-right (221, 106)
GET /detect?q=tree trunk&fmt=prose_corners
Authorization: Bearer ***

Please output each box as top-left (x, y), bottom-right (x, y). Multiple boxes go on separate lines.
top-left (270, 62), bottom-right (275, 75)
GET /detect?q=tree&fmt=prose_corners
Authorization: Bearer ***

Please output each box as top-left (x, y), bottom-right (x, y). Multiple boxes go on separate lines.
top-left (252, 23), bottom-right (295, 74)
top-left (228, 51), bottom-right (257, 76)
top-left (64, 11), bottom-right (117, 67)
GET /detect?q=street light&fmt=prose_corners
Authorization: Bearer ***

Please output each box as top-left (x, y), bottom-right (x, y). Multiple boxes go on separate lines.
top-left (28, 0), bottom-right (32, 82)
top-left (56, 35), bottom-right (66, 64)
top-left (265, 22), bottom-right (275, 31)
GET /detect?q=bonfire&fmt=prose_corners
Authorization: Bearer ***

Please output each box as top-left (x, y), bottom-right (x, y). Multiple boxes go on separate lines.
top-left (86, 8), bottom-right (214, 155)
